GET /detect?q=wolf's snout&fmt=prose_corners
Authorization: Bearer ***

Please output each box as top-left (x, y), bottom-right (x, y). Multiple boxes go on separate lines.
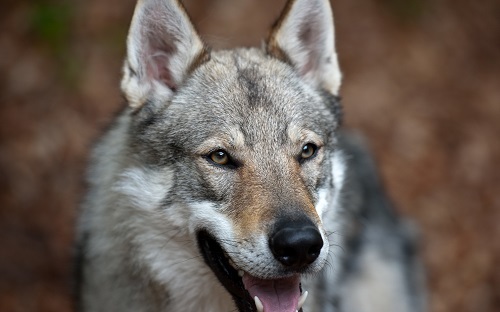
top-left (269, 218), bottom-right (323, 270)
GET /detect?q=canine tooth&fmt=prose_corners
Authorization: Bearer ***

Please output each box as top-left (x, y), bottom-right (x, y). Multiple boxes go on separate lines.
top-left (238, 270), bottom-right (244, 277)
top-left (254, 296), bottom-right (264, 312)
top-left (297, 291), bottom-right (308, 309)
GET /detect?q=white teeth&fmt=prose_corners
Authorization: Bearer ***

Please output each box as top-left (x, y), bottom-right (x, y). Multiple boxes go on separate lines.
top-left (254, 296), bottom-right (264, 312)
top-left (297, 291), bottom-right (308, 310)
top-left (238, 270), bottom-right (244, 277)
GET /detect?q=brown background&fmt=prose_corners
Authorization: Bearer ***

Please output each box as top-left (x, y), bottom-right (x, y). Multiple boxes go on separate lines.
top-left (1, 0), bottom-right (499, 311)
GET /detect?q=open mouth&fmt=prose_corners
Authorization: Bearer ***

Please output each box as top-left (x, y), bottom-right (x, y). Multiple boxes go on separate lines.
top-left (197, 231), bottom-right (308, 312)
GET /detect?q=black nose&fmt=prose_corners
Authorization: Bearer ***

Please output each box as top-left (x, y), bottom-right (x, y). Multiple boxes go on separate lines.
top-left (269, 218), bottom-right (323, 270)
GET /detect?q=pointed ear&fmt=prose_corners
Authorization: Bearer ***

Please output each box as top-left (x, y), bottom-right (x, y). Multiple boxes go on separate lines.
top-left (267, 0), bottom-right (342, 95)
top-left (121, 0), bottom-right (207, 109)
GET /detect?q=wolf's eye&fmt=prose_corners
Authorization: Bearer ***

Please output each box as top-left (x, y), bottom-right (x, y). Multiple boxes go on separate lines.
top-left (209, 150), bottom-right (230, 166)
top-left (300, 143), bottom-right (318, 160)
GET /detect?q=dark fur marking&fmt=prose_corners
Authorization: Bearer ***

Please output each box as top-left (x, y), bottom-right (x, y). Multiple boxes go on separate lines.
top-left (73, 231), bottom-right (89, 312)
top-left (160, 166), bottom-right (226, 207)
top-left (321, 91), bottom-right (343, 126)
top-left (127, 60), bottom-right (137, 77)
top-left (233, 54), bottom-right (265, 108)
top-left (133, 100), bottom-right (159, 133)
top-left (238, 68), bottom-right (262, 107)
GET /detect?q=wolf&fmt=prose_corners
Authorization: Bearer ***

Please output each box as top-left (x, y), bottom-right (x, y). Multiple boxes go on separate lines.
top-left (76, 0), bottom-right (426, 311)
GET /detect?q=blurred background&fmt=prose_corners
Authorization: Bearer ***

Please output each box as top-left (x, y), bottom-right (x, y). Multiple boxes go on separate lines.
top-left (0, 0), bottom-right (499, 311)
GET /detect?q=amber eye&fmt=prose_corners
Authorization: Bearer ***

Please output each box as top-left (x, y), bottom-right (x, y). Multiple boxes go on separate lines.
top-left (301, 143), bottom-right (318, 160)
top-left (209, 150), bottom-right (230, 165)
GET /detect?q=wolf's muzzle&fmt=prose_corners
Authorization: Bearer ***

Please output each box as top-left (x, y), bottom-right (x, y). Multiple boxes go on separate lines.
top-left (269, 216), bottom-right (323, 270)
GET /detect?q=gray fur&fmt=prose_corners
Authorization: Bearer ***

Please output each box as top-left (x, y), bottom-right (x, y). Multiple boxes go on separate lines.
top-left (77, 0), bottom-right (426, 311)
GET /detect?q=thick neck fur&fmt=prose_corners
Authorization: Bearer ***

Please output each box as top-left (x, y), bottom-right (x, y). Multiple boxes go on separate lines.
top-left (79, 113), bottom-right (236, 312)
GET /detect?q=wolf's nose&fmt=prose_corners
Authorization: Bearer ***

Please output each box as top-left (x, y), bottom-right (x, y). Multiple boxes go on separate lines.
top-left (269, 219), bottom-right (323, 269)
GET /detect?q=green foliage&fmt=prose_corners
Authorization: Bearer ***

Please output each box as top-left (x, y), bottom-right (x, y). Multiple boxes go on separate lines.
top-left (29, 2), bottom-right (79, 87)
top-left (30, 2), bottom-right (72, 50)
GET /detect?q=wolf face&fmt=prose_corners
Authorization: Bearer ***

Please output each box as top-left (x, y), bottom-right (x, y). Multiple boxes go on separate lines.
top-left (129, 49), bottom-right (344, 311)
top-left (81, 0), bottom-right (347, 312)
top-left (118, 0), bottom-right (343, 311)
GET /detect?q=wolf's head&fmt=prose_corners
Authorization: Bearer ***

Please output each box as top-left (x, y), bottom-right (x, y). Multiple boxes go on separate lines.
top-left (120, 0), bottom-right (344, 311)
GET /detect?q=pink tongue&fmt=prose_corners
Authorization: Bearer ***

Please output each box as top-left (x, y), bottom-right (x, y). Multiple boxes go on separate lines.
top-left (242, 274), bottom-right (301, 312)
